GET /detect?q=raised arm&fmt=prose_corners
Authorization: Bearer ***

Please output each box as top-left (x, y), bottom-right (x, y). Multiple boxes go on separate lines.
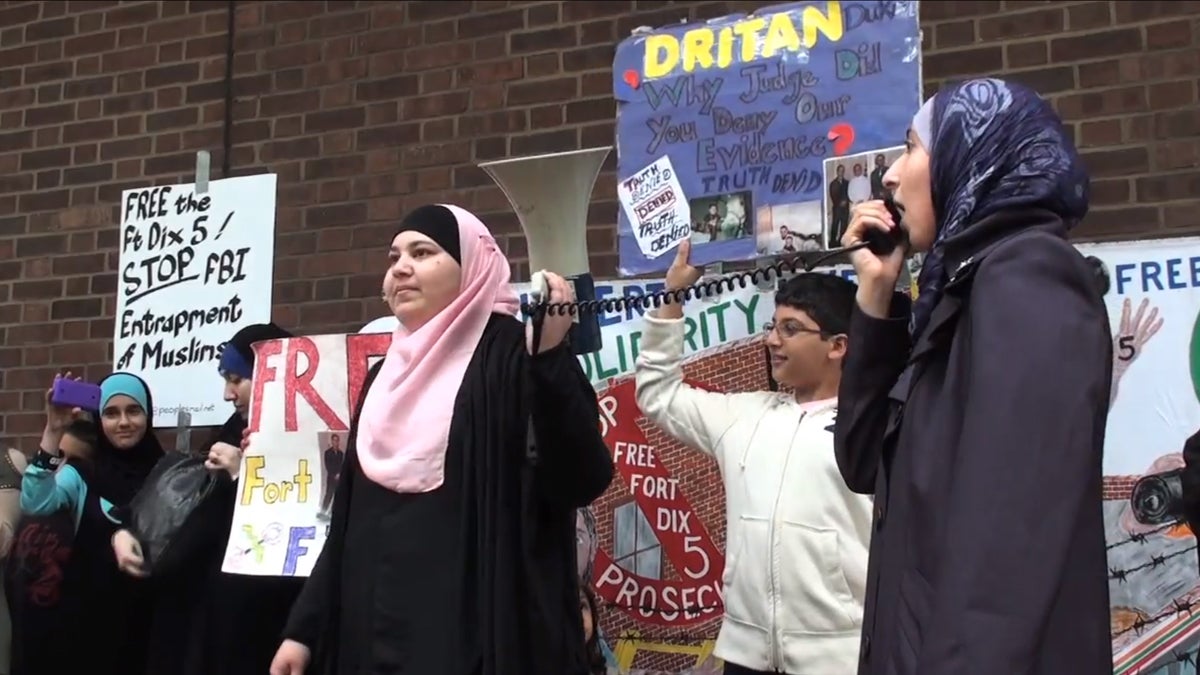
top-left (634, 314), bottom-right (741, 459)
top-left (833, 292), bottom-right (912, 493)
top-left (528, 344), bottom-right (614, 509)
top-left (916, 235), bottom-right (1112, 673)
top-left (21, 454), bottom-right (85, 519)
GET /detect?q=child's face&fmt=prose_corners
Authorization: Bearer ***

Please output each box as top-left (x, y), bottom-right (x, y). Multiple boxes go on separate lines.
top-left (60, 434), bottom-right (92, 460)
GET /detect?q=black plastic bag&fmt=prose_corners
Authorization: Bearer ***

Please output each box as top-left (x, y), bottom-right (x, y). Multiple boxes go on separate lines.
top-left (125, 452), bottom-right (229, 576)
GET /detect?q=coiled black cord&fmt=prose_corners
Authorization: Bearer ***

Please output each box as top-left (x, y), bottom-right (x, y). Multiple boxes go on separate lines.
top-left (521, 242), bottom-right (868, 319)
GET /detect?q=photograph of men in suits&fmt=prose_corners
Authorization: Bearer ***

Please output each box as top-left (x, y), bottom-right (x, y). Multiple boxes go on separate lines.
top-left (827, 164), bottom-right (850, 247)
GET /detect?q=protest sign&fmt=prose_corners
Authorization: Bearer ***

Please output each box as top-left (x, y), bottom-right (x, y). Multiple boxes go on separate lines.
top-left (612, 0), bottom-right (922, 275)
top-left (618, 155), bottom-right (695, 259)
top-left (221, 332), bottom-right (390, 577)
top-left (113, 174), bottom-right (277, 427)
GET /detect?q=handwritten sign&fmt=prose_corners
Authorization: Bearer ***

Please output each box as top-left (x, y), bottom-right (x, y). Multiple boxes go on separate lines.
top-left (221, 333), bottom-right (390, 577)
top-left (612, 0), bottom-right (922, 275)
top-left (113, 174), bottom-right (277, 427)
top-left (618, 156), bottom-right (694, 258)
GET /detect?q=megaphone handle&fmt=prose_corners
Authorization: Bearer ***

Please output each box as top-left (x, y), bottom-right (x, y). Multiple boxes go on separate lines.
top-left (530, 270), bottom-right (549, 303)
top-left (528, 269), bottom-right (549, 356)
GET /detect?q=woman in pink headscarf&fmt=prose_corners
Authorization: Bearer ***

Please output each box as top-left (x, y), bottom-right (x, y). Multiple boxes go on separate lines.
top-left (270, 204), bottom-right (614, 675)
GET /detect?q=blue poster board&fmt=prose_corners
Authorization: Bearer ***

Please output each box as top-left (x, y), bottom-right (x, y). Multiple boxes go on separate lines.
top-left (612, 0), bottom-right (922, 276)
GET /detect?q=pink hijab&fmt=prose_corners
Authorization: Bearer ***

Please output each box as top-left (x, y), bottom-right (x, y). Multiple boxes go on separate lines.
top-left (357, 204), bottom-right (520, 493)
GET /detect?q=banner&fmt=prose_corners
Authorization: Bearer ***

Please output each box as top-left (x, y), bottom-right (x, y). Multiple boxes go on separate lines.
top-left (221, 333), bottom-right (390, 577)
top-left (113, 174), bottom-right (277, 427)
top-left (1076, 237), bottom-right (1200, 674)
top-left (612, 0), bottom-right (922, 276)
top-left (594, 380), bottom-right (726, 628)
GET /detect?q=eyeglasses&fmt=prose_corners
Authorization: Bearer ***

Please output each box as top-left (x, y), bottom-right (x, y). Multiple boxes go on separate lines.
top-left (763, 321), bottom-right (831, 340)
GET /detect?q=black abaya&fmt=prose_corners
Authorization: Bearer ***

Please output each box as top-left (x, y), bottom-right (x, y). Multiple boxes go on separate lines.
top-left (283, 313), bottom-right (614, 675)
top-left (141, 412), bottom-right (306, 675)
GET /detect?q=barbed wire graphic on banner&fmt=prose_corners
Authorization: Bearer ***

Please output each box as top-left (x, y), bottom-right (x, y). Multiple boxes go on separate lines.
top-left (1108, 520), bottom-right (1198, 644)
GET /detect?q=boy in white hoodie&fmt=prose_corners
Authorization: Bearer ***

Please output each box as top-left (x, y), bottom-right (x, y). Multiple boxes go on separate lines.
top-left (635, 241), bottom-right (873, 675)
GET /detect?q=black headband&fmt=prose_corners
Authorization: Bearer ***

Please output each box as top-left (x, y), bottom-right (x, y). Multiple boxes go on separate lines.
top-left (395, 204), bottom-right (461, 265)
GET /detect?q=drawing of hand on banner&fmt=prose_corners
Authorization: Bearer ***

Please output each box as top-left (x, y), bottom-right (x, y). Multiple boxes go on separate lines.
top-left (1111, 297), bottom-right (1164, 409)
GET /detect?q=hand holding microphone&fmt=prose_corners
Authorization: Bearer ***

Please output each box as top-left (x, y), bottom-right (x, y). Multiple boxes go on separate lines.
top-left (843, 200), bottom-right (907, 319)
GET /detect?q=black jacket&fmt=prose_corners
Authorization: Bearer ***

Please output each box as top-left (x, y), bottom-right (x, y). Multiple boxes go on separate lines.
top-left (835, 209), bottom-right (1114, 675)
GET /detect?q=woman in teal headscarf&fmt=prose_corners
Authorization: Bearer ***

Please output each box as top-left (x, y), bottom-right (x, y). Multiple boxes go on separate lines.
top-left (7, 371), bottom-right (161, 675)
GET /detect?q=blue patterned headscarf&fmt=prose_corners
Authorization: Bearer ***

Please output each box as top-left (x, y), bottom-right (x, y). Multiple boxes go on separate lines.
top-left (909, 78), bottom-right (1090, 338)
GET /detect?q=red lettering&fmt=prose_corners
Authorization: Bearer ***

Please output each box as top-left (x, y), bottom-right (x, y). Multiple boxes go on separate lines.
top-left (345, 333), bottom-right (391, 416)
top-left (248, 339), bottom-right (283, 434)
top-left (283, 338), bottom-right (348, 432)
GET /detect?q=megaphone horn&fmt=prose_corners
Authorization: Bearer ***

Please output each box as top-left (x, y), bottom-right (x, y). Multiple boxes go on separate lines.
top-left (479, 146), bottom-right (612, 355)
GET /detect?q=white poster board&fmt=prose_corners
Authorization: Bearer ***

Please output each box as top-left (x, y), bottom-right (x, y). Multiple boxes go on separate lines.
top-left (221, 333), bottom-right (390, 577)
top-left (113, 174), bottom-right (277, 428)
top-left (1077, 238), bottom-right (1200, 477)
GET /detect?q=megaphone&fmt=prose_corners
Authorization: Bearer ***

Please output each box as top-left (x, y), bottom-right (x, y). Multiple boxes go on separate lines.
top-left (479, 146), bottom-right (612, 355)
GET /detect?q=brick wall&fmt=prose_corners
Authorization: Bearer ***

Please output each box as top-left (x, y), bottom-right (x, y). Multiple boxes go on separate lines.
top-left (1, 1), bottom-right (1199, 443)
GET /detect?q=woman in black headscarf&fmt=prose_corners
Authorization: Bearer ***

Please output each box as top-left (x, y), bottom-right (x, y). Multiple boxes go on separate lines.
top-left (111, 322), bottom-right (304, 675)
top-left (834, 78), bottom-right (1112, 675)
top-left (8, 371), bottom-right (163, 675)
top-left (270, 204), bottom-right (613, 675)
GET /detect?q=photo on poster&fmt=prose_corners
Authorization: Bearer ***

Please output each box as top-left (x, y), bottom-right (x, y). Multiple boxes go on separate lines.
top-left (822, 146), bottom-right (905, 249)
top-left (755, 200), bottom-right (823, 255)
top-left (686, 191), bottom-right (754, 247)
top-left (314, 430), bottom-right (346, 520)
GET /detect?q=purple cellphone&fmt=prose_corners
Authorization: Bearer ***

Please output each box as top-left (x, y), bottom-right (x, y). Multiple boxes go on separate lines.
top-left (51, 378), bottom-right (102, 411)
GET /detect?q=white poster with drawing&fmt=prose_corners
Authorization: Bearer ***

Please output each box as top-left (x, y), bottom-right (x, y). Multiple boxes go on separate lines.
top-left (113, 174), bottom-right (277, 428)
top-left (222, 333), bottom-right (390, 577)
top-left (617, 155), bottom-right (692, 259)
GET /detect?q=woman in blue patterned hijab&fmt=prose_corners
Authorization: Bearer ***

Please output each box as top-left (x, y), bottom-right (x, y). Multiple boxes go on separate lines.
top-left (834, 78), bottom-right (1113, 675)
top-left (902, 77), bottom-right (1090, 336)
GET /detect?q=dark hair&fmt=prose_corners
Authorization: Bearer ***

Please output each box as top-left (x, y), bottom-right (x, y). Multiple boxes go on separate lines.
top-left (775, 273), bottom-right (857, 335)
top-left (1085, 256), bottom-right (1110, 296)
top-left (63, 418), bottom-right (99, 449)
top-left (581, 585), bottom-right (606, 675)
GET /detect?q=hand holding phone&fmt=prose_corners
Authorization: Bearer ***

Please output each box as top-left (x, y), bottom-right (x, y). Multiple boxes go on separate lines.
top-left (44, 372), bottom-right (93, 433)
top-left (845, 198), bottom-right (908, 318)
top-left (51, 377), bottom-right (101, 411)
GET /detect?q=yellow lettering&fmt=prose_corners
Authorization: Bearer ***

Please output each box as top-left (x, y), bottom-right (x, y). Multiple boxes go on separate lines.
top-left (293, 459), bottom-right (313, 503)
top-left (236, 456), bottom-right (312, 505)
top-left (239, 455), bottom-right (265, 506)
top-left (802, 2), bottom-right (844, 47)
top-left (732, 18), bottom-right (765, 62)
top-left (640, 3), bottom-right (845, 81)
top-left (681, 28), bottom-right (714, 72)
top-left (763, 13), bottom-right (801, 57)
top-left (643, 34), bottom-right (679, 79)
top-left (716, 27), bottom-right (734, 68)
